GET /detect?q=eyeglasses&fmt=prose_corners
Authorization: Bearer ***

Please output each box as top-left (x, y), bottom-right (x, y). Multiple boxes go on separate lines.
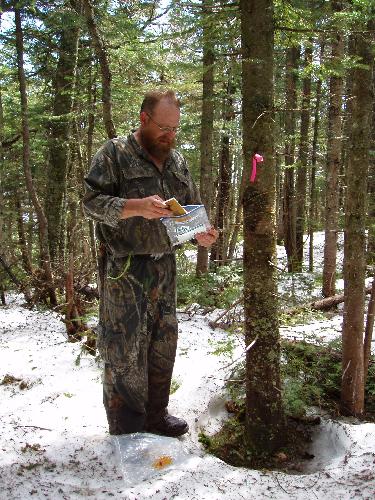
top-left (146, 113), bottom-right (179, 134)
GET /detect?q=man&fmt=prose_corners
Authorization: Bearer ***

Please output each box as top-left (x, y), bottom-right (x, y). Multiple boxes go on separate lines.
top-left (83, 89), bottom-right (218, 437)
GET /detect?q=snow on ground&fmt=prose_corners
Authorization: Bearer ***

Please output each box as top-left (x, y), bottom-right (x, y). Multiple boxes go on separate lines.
top-left (0, 291), bottom-right (375, 499)
top-left (1, 231), bottom-right (374, 499)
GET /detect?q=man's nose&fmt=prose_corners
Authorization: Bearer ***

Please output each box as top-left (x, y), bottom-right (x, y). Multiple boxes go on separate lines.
top-left (164, 129), bottom-right (177, 137)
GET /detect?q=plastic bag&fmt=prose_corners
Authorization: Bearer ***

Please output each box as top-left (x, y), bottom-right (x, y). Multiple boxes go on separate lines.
top-left (161, 205), bottom-right (210, 245)
top-left (114, 432), bottom-right (193, 487)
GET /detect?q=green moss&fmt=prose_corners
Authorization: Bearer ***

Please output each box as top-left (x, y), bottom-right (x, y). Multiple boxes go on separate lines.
top-left (280, 306), bottom-right (326, 326)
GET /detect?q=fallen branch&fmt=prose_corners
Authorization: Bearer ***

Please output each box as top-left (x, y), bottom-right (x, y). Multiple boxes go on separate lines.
top-left (16, 425), bottom-right (52, 431)
top-left (220, 335), bottom-right (258, 371)
top-left (208, 298), bottom-right (242, 329)
top-left (207, 286), bottom-right (373, 331)
top-left (311, 286), bottom-right (372, 311)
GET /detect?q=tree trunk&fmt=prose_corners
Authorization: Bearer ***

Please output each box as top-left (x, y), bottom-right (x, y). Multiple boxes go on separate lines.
top-left (340, 68), bottom-right (353, 212)
top-left (65, 201), bottom-right (87, 340)
top-left (227, 187), bottom-right (243, 260)
top-left (211, 75), bottom-right (235, 265)
top-left (295, 46), bottom-right (312, 271)
top-left (276, 152), bottom-right (283, 244)
top-left (0, 73), bottom-right (5, 301)
top-left (14, 8), bottom-right (57, 306)
top-left (196, 0), bottom-right (215, 276)
top-left (341, 28), bottom-right (373, 416)
top-left (282, 46), bottom-right (299, 272)
top-left (308, 43), bottom-right (324, 272)
top-left (240, 0), bottom-right (285, 453)
top-left (364, 278), bottom-right (375, 386)
top-left (45, 20), bottom-right (80, 264)
top-left (86, 55), bottom-right (98, 263)
top-left (367, 68), bottom-right (375, 265)
top-left (74, 0), bottom-right (116, 139)
top-left (323, 5), bottom-right (344, 297)
top-left (15, 190), bottom-right (33, 275)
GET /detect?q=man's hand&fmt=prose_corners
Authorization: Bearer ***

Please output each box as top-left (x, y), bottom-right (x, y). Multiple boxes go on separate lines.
top-left (121, 195), bottom-right (173, 220)
top-left (195, 227), bottom-right (219, 248)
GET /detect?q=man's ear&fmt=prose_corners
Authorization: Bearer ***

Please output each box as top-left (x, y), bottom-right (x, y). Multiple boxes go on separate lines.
top-left (140, 111), bottom-right (148, 126)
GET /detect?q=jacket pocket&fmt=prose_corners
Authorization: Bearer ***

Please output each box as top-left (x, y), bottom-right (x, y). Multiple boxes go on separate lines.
top-left (122, 167), bottom-right (157, 199)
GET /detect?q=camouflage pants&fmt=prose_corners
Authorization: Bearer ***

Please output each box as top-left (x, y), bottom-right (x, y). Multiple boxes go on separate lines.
top-left (97, 248), bottom-right (178, 435)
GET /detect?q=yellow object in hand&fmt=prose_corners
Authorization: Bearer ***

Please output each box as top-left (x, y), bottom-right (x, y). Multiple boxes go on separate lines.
top-left (164, 198), bottom-right (187, 216)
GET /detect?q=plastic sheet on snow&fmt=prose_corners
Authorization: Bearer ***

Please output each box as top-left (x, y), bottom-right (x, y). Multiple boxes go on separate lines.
top-left (114, 432), bottom-right (193, 487)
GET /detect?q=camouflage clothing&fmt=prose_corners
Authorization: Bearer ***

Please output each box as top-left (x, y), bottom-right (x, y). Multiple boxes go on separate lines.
top-left (83, 134), bottom-right (201, 257)
top-left (83, 134), bottom-right (200, 434)
top-left (97, 251), bottom-right (178, 434)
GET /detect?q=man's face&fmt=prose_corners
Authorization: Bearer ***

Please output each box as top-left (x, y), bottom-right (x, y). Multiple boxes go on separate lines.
top-left (140, 100), bottom-right (180, 161)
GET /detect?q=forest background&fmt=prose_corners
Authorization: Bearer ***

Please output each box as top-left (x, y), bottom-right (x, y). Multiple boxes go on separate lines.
top-left (0, 0), bottom-right (374, 458)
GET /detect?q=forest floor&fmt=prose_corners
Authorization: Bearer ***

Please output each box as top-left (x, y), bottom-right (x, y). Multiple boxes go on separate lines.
top-left (0, 233), bottom-right (374, 500)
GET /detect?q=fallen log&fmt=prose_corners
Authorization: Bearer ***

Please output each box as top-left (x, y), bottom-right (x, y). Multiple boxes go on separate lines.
top-left (209, 286), bottom-right (373, 329)
top-left (311, 286), bottom-right (372, 311)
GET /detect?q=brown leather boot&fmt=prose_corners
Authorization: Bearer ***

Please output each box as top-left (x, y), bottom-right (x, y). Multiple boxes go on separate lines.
top-left (146, 412), bottom-right (189, 437)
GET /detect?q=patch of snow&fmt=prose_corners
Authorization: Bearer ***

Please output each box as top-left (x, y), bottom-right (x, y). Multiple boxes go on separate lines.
top-left (1, 299), bottom-right (375, 499)
top-left (1, 228), bottom-right (374, 499)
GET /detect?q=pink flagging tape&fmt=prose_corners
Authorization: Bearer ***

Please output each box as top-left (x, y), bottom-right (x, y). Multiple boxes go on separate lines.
top-left (250, 154), bottom-right (264, 182)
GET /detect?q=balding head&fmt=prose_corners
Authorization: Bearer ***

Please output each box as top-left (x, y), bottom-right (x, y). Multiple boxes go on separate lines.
top-left (140, 89), bottom-right (181, 115)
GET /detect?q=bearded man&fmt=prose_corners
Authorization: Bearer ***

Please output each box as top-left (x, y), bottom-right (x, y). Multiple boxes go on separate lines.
top-left (83, 90), bottom-right (217, 437)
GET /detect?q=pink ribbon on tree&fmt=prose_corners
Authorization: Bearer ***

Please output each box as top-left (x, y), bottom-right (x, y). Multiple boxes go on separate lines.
top-left (250, 153), bottom-right (264, 182)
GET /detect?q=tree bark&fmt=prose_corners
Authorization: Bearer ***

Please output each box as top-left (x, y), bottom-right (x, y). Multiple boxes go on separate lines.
top-left (323, 3), bottom-right (344, 297)
top-left (74, 0), bottom-right (116, 139)
top-left (240, 0), bottom-right (285, 453)
top-left (295, 46), bottom-right (312, 271)
top-left (282, 46), bottom-right (299, 272)
top-left (196, 0), bottom-right (215, 276)
top-left (14, 8), bottom-right (57, 306)
top-left (341, 27), bottom-right (373, 417)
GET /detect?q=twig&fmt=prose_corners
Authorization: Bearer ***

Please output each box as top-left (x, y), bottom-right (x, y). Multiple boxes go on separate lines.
top-left (209, 298), bottom-right (242, 328)
top-left (246, 336), bottom-right (258, 352)
top-left (15, 425), bottom-right (52, 431)
top-left (323, 470), bottom-right (364, 487)
top-left (220, 335), bottom-right (258, 371)
top-left (342, 360), bottom-right (351, 380)
top-left (273, 472), bottom-right (291, 495)
top-left (273, 471), bottom-right (321, 493)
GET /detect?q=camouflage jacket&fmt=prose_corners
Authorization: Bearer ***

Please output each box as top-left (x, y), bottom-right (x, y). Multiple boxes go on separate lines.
top-left (83, 133), bottom-right (201, 257)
